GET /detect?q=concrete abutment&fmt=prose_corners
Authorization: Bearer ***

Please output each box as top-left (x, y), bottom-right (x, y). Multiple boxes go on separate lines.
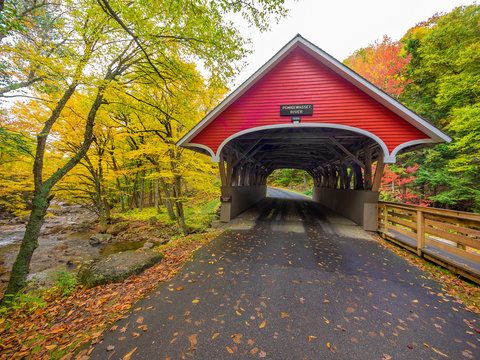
top-left (220, 185), bottom-right (267, 222)
top-left (312, 187), bottom-right (379, 231)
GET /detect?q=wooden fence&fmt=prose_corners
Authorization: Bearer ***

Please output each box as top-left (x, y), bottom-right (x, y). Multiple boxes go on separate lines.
top-left (377, 201), bottom-right (480, 284)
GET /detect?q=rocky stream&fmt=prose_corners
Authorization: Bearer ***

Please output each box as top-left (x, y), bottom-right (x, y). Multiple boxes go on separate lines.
top-left (0, 202), bottom-right (173, 295)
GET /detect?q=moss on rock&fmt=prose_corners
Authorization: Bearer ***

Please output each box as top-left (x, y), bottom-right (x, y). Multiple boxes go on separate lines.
top-left (78, 250), bottom-right (163, 288)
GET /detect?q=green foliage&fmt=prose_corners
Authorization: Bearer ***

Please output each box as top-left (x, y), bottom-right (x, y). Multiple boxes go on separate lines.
top-left (382, 4), bottom-right (480, 211)
top-left (0, 288), bottom-right (47, 315)
top-left (345, 5), bottom-right (480, 211)
top-left (267, 169), bottom-right (312, 191)
top-left (52, 270), bottom-right (78, 297)
top-left (403, 5), bottom-right (480, 211)
top-left (0, 270), bottom-right (78, 314)
top-left (120, 197), bottom-right (220, 233)
top-left (0, 126), bottom-right (33, 160)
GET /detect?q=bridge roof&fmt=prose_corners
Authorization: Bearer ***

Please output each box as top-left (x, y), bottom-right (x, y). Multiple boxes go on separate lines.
top-left (177, 35), bottom-right (450, 165)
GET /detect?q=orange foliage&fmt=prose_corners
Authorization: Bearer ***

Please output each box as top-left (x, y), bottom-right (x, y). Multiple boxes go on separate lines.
top-left (0, 232), bottom-right (221, 360)
top-left (344, 36), bottom-right (411, 98)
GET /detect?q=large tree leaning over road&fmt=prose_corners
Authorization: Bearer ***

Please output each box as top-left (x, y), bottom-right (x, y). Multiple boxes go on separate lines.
top-left (1, 0), bottom-right (289, 303)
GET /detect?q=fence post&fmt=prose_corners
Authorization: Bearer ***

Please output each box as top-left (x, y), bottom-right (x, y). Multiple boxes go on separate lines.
top-left (416, 210), bottom-right (425, 256)
top-left (383, 204), bottom-right (389, 237)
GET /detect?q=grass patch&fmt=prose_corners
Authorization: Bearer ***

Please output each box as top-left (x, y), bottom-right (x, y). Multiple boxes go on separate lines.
top-left (117, 197), bottom-right (220, 233)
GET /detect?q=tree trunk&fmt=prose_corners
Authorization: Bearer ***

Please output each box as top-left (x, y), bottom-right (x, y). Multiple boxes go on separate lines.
top-left (1, 68), bottom-right (115, 303)
top-left (173, 174), bottom-right (186, 234)
top-left (1, 189), bottom-right (50, 302)
top-left (155, 177), bottom-right (160, 214)
top-left (110, 153), bottom-right (126, 213)
top-left (103, 198), bottom-right (111, 221)
top-left (160, 178), bottom-right (176, 220)
top-left (130, 172), bottom-right (139, 209)
top-left (116, 177), bottom-right (125, 212)
top-left (139, 170), bottom-right (145, 211)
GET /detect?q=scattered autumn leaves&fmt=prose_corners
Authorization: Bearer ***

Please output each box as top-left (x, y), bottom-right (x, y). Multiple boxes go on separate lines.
top-left (0, 231), bottom-right (221, 360)
top-left (372, 234), bottom-right (480, 314)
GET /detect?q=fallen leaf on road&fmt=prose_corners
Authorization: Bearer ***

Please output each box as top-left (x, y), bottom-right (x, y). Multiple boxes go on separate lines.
top-left (212, 333), bottom-right (220, 340)
top-left (259, 321), bottom-right (266, 328)
top-left (188, 334), bottom-right (197, 347)
top-left (122, 347), bottom-right (137, 360)
top-left (119, 323), bottom-right (130, 333)
top-left (106, 345), bottom-right (115, 351)
top-left (231, 334), bottom-right (243, 344)
top-left (281, 312), bottom-right (290, 318)
top-left (226, 346), bottom-right (234, 354)
top-left (259, 350), bottom-right (267, 358)
top-left (431, 347), bottom-right (449, 357)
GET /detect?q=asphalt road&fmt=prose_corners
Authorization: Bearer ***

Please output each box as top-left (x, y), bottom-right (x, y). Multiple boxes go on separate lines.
top-left (90, 189), bottom-right (479, 360)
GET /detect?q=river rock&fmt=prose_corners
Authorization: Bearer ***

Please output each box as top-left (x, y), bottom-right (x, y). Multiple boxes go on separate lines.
top-left (89, 233), bottom-right (113, 245)
top-left (106, 222), bottom-right (130, 236)
top-left (78, 250), bottom-right (163, 288)
top-left (142, 240), bottom-right (154, 250)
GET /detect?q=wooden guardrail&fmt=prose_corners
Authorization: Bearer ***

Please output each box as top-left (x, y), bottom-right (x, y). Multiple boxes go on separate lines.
top-left (377, 201), bottom-right (480, 284)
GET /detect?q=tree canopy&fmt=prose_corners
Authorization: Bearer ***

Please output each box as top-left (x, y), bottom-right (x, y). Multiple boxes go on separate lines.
top-left (344, 4), bottom-right (480, 212)
top-left (0, 0), bottom-right (290, 300)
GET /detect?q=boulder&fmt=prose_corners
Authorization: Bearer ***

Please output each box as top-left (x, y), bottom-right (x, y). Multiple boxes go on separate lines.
top-left (78, 250), bottom-right (163, 288)
top-left (106, 221), bottom-right (130, 235)
top-left (89, 233), bottom-right (113, 245)
top-left (142, 240), bottom-right (154, 250)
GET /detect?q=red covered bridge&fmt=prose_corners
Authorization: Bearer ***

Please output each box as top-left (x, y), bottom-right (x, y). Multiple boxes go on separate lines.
top-left (177, 35), bottom-right (450, 230)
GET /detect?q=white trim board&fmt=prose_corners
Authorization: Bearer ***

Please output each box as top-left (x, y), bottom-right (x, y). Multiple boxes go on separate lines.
top-left (183, 122), bottom-right (429, 164)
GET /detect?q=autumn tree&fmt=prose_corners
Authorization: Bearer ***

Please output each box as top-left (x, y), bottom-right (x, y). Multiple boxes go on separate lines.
top-left (2, 0), bottom-right (290, 301)
top-left (344, 36), bottom-right (411, 99)
top-left (400, 4), bottom-right (480, 211)
top-left (0, 0), bottom-right (69, 96)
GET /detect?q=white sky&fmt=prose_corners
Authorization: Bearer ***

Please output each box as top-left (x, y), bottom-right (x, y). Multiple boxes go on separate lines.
top-left (232, 0), bottom-right (476, 87)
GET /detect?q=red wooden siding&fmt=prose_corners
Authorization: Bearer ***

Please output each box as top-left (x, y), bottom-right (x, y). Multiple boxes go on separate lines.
top-left (190, 48), bottom-right (426, 154)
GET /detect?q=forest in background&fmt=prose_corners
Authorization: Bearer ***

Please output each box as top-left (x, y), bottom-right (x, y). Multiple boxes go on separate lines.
top-left (2, 3), bottom-right (479, 232)
top-left (0, 0), bottom-right (289, 231)
top-left (344, 4), bottom-right (480, 212)
top-left (0, 0), bottom-right (289, 299)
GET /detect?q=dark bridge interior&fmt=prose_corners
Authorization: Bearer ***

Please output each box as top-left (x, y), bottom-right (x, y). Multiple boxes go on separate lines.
top-left (219, 127), bottom-right (384, 192)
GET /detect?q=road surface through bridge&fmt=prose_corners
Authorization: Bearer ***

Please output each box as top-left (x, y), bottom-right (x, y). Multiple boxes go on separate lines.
top-left (90, 189), bottom-right (479, 360)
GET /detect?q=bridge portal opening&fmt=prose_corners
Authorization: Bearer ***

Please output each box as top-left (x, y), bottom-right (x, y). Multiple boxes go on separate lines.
top-left (267, 169), bottom-right (313, 197)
